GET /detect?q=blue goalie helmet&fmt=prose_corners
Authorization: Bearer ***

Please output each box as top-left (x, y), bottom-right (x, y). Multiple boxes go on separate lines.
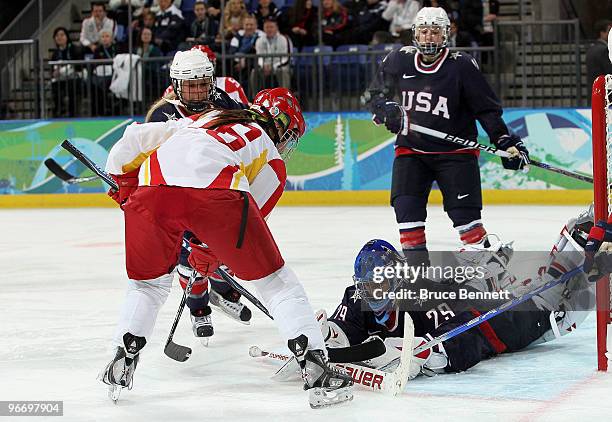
top-left (353, 239), bottom-right (405, 313)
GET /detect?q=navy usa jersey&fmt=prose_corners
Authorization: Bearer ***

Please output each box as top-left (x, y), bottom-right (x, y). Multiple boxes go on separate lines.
top-left (370, 47), bottom-right (509, 154)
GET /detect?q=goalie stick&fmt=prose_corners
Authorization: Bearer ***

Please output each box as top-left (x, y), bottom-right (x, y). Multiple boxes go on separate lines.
top-left (44, 158), bottom-right (99, 184)
top-left (255, 313), bottom-right (415, 396)
top-left (404, 265), bottom-right (584, 362)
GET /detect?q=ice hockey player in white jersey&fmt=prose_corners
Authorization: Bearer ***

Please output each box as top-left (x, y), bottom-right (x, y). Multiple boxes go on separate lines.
top-left (99, 88), bottom-right (354, 408)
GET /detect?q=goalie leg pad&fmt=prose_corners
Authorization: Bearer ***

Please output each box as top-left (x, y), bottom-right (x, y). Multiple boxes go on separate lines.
top-left (112, 274), bottom-right (173, 347)
top-left (251, 265), bottom-right (325, 351)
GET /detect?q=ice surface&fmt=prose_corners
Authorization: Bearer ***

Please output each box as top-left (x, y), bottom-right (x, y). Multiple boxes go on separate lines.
top-left (1, 205), bottom-right (611, 421)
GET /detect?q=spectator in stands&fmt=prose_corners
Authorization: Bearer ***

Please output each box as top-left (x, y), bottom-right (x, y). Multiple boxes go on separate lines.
top-left (220, 0), bottom-right (249, 40)
top-left (137, 27), bottom-right (163, 57)
top-left (250, 17), bottom-right (291, 95)
top-left (80, 2), bottom-right (117, 53)
top-left (179, 0), bottom-right (197, 25)
top-left (145, 0), bottom-right (183, 14)
top-left (371, 30), bottom-right (394, 45)
top-left (337, 0), bottom-right (389, 45)
top-left (154, 0), bottom-right (187, 54)
top-left (286, 0), bottom-right (318, 50)
top-left (137, 27), bottom-right (164, 105)
top-left (587, 20), bottom-right (612, 92)
top-left (179, 0), bottom-right (219, 49)
top-left (108, 0), bottom-right (144, 42)
top-left (320, 0), bottom-right (349, 47)
top-left (230, 15), bottom-right (263, 90)
top-left (448, 18), bottom-right (474, 48)
top-left (381, 0), bottom-right (419, 40)
top-left (206, 0), bottom-right (222, 22)
top-left (92, 30), bottom-right (119, 115)
top-left (254, 0), bottom-right (282, 30)
top-left (50, 27), bottom-right (84, 117)
top-left (459, 0), bottom-right (499, 46)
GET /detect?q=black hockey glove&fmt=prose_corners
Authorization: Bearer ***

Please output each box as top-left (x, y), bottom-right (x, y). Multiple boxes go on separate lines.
top-left (371, 98), bottom-right (409, 135)
top-left (494, 134), bottom-right (530, 171)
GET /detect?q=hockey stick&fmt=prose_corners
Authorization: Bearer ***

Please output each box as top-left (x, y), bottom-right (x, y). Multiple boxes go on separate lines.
top-left (164, 269), bottom-right (196, 362)
top-left (216, 267), bottom-right (273, 320)
top-left (408, 123), bottom-right (594, 184)
top-left (258, 313), bottom-right (414, 396)
top-left (44, 158), bottom-right (100, 184)
top-left (61, 140), bottom-right (119, 190)
top-left (409, 265), bottom-right (583, 357)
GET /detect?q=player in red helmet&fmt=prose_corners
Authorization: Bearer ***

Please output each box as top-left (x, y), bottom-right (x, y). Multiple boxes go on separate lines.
top-left (101, 89), bottom-right (354, 408)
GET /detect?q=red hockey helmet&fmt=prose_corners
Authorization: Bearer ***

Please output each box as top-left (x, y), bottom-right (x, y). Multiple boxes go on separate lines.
top-left (252, 88), bottom-right (305, 160)
top-left (191, 45), bottom-right (217, 64)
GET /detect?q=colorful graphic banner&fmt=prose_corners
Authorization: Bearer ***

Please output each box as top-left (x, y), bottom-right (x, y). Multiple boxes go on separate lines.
top-left (0, 109), bottom-right (594, 195)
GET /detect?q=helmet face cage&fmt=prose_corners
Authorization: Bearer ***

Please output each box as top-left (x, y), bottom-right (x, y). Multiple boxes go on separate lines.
top-left (253, 88), bottom-right (305, 160)
top-left (352, 239), bottom-right (404, 314)
top-left (171, 76), bottom-right (215, 113)
top-left (413, 23), bottom-right (450, 57)
top-left (412, 7), bottom-right (451, 58)
top-left (169, 50), bottom-right (216, 113)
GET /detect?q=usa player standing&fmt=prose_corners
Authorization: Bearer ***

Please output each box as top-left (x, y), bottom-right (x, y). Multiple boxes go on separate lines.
top-left (368, 7), bottom-right (530, 264)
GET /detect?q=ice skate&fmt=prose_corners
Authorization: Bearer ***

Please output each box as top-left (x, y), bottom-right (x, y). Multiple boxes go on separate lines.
top-left (190, 306), bottom-right (214, 346)
top-left (288, 334), bottom-right (354, 409)
top-left (99, 333), bottom-right (146, 403)
top-left (209, 288), bottom-right (252, 324)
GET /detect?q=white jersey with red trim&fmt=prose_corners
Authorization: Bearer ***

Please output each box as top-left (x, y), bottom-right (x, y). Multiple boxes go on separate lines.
top-left (106, 113), bottom-right (286, 217)
top-left (216, 76), bottom-right (249, 105)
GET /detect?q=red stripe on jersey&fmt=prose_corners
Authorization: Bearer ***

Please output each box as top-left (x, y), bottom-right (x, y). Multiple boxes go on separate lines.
top-left (460, 225), bottom-right (487, 245)
top-left (395, 146), bottom-right (480, 157)
top-left (470, 309), bottom-right (507, 354)
top-left (207, 164), bottom-right (241, 189)
top-left (149, 151), bottom-right (167, 185)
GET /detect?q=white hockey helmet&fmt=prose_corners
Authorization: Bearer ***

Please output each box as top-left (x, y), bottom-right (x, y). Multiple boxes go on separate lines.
top-left (412, 7), bottom-right (451, 57)
top-left (169, 49), bottom-right (216, 112)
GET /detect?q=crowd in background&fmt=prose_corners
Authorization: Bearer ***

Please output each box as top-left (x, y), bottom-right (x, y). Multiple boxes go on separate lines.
top-left (49, 0), bottom-right (502, 116)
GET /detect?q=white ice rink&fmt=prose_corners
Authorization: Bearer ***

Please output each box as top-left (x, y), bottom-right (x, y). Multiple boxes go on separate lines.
top-left (2, 204), bottom-right (612, 422)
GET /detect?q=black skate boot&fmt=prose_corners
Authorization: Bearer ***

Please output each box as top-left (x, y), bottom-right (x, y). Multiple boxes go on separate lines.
top-left (99, 333), bottom-right (146, 403)
top-left (288, 334), bottom-right (354, 409)
top-left (190, 306), bottom-right (214, 346)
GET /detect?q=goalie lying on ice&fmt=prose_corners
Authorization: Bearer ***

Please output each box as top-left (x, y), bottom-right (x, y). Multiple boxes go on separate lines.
top-left (319, 208), bottom-right (605, 379)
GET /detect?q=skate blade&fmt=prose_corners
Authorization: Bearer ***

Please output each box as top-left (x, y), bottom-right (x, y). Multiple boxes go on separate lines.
top-left (210, 303), bottom-right (251, 325)
top-left (199, 337), bottom-right (210, 347)
top-left (108, 385), bottom-right (122, 404)
top-left (308, 386), bottom-right (353, 409)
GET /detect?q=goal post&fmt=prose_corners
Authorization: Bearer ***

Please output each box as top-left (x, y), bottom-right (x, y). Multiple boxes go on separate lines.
top-left (592, 74), bottom-right (612, 372)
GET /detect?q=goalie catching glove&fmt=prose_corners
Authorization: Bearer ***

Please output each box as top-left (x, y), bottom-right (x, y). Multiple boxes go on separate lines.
top-left (370, 97), bottom-right (409, 136)
top-left (494, 134), bottom-right (530, 171)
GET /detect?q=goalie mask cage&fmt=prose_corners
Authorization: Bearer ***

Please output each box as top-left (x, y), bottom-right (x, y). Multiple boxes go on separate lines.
top-left (592, 74), bottom-right (612, 372)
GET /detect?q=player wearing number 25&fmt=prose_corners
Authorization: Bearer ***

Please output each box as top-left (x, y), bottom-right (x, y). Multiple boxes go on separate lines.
top-left (367, 7), bottom-right (530, 264)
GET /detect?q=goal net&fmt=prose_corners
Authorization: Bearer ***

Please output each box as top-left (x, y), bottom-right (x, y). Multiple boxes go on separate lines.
top-left (592, 73), bottom-right (612, 371)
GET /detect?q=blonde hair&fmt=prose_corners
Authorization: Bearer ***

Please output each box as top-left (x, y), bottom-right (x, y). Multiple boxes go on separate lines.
top-left (220, 0), bottom-right (248, 35)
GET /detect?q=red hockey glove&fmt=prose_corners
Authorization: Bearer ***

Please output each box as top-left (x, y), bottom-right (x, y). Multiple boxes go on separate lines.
top-left (108, 169), bottom-right (139, 207)
top-left (188, 243), bottom-right (221, 278)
